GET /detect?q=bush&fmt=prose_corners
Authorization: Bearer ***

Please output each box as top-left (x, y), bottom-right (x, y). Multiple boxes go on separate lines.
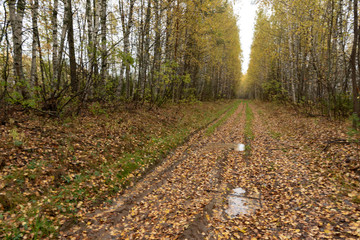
top-left (262, 80), bottom-right (288, 102)
top-left (89, 102), bottom-right (107, 116)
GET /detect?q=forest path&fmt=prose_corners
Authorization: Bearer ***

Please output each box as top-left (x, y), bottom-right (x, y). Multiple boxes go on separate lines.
top-left (61, 101), bottom-right (360, 239)
top-left (62, 101), bottom-right (246, 239)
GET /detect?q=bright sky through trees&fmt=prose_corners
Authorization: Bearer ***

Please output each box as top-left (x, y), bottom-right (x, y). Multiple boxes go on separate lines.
top-left (234, 0), bottom-right (257, 74)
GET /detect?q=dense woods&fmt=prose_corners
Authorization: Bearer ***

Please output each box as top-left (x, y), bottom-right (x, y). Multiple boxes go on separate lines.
top-left (0, 0), bottom-right (242, 116)
top-left (242, 0), bottom-right (360, 123)
top-left (2, 1), bottom-right (360, 239)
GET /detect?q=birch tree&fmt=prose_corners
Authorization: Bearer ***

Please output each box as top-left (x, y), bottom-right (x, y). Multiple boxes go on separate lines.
top-left (8, 0), bottom-right (28, 98)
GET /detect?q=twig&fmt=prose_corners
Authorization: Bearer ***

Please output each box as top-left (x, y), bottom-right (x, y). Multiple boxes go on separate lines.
top-left (322, 139), bottom-right (358, 152)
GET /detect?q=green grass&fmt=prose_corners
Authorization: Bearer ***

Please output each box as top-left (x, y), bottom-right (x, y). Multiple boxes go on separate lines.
top-left (244, 102), bottom-right (254, 140)
top-left (269, 131), bottom-right (281, 140)
top-left (243, 102), bottom-right (254, 157)
top-left (205, 100), bottom-right (241, 135)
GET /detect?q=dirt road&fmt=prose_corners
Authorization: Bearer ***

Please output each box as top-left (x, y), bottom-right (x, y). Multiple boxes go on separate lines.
top-left (61, 101), bottom-right (360, 239)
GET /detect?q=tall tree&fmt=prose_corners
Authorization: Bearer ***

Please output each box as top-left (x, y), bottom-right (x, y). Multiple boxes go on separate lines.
top-left (52, 0), bottom-right (59, 89)
top-left (30, 0), bottom-right (39, 90)
top-left (67, 0), bottom-right (78, 93)
top-left (8, 0), bottom-right (28, 98)
top-left (351, 0), bottom-right (360, 126)
top-left (118, 0), bottom-right (135, 99)
top-left (100, 0), bottom-right (107, 83)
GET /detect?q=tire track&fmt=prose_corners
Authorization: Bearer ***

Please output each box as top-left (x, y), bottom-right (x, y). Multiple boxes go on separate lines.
top-left (61, 101), bottom-right (246, 239)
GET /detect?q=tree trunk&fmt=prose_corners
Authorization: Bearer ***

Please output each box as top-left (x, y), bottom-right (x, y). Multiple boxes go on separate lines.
top-left (100, 0), bottom-right (107, 85)
top-left (67, 0), bottom-right (78, 93)
top-left (288, 28), bottom-right (296, 103)
top-left (351, 0), bottom-right (360, 128)
top-left (8, 0), bottom-right (28, 99)
top-left (86, 0), bottom-right (93, 74)
top-left (93, 0), bottom-right (100, 78)
top-left (152, 0), bottom-right (162, 101)
top-left (52, 0), bottom-right (59, 89)
top-left (30, 0), bottom-right (39, 91)
top-left (143, 0), bottom-right (152, 101)
top-left (119, 0), bottom-right (135, 99)
top-left (56, 4), bottom-right (69, 90)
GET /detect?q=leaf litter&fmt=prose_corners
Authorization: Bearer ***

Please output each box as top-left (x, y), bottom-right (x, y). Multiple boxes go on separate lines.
top-left (2, 100), bottom-right (359, 239)
top-left (62, 101), bottom-right (359, 239)
top-left (0, 101), bottom-right (233, 238)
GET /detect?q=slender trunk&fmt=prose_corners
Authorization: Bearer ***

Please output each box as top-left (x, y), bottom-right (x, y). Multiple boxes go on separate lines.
top-left (57, 6), bottom-right (69, 90)
top-left (30, 0), bottom-right (39, 91)
top-left (288, 28), bottom-right (296, 103)
top-left (100, 0), bottom-right (107, 84)
top-left (86, 0), bottom-right (93, 74)
top-left (135, 0), bottom-right (145, 101)
top-left (165, 0), bottom-right (172, 61)
top-left (67, 0), bottom-right (78, 93)
top-left (119, 0), bottom-right (134, 99)
top-left (52, 0), bottom-right (59, 90)
top-left (153, 0), bottom-right (162, 101)
top-left (93, 0), bottom-right (100, 78)
top-left (351, 0), bottom-right (360, 127)
top-left (117, 0), bottom-right (125, 96)
top-left (143, 0), bottom-right (151, 101)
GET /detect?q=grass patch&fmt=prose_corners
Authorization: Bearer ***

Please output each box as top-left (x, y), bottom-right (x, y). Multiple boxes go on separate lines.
top-left (244, 102), bottom-right (254, 157)
top-left (205, 100), bottom-right (241, 135)
top-left (269, 131), bottom-right (281, 140)
top-left (244, 102), bottom-right (254, 140)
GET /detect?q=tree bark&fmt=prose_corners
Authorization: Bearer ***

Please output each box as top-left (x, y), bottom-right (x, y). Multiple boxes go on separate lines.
top-left (30, 0), bottom-right (39, 91)
top-left (56, 3), bottom-right (69, 90)
top-left (67, 0), bottom-right (78, 93)
top-left (351, 0), bottom-right (360, 127)
top-left (52, 0), bottom-right (59, 89)
top-left (100, 0), bottom-right (107, 84)
top-left (8, 0), bottom-right (28, 98)
top-left (142, 0), bottom-right (152, 101)
top-left (152, 0), bottom-right (162, 101)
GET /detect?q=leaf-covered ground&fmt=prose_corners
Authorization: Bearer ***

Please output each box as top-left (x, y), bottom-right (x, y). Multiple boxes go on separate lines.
top-left (60, 101), bottom-right (360, 239)
top-left (0, 101), bottom-right (235, 239)
top-left (1, 101), bottom-right (359, 239)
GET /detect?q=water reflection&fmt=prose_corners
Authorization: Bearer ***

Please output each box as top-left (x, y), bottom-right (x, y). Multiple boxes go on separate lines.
top-left (226, 188), bottom-right (260, 218)
top-left (235, 144), bottom-right (245, 151)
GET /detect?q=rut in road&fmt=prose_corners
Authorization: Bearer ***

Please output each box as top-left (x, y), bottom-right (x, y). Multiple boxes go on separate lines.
top-left (62, 101), bottom-right (360, 239)
top-left (62, 102), bottom-right (247, 239)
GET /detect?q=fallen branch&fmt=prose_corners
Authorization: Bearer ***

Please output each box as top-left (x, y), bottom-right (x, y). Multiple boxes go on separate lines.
top-left (322, 139), bottom-right (359, 152)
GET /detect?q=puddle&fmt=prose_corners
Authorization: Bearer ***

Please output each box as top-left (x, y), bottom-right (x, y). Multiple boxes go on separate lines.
top-left (204, 143), bottom-right (245, 151)
top-left (225, 188), bottom-right (260, 218)
top-left (235, 144), bottom-right (245, 152)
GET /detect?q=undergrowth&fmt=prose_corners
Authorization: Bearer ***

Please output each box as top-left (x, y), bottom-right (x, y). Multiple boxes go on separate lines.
top-left (0, 100), bottom-right (235, 239)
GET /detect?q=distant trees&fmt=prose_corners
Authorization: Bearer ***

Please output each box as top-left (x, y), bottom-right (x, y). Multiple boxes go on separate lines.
top-left (0, 0), bottom-right (242, 116)
top-left (243, 0), bottom-right (360, 122)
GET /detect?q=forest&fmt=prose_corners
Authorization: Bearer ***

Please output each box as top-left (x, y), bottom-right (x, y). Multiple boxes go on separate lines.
top-left (243, 0), bottom-right (360, 123)
top-left (0, 0), bottom-right (360, 239)
top-left (0, 0), bottom-right (241, 118)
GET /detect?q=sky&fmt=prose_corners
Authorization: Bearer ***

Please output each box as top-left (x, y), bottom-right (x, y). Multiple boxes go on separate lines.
top-left (233, 0), bottom-right (258, 74)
